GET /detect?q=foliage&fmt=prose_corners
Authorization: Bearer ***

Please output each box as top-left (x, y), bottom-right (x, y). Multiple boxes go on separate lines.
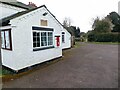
top-left (88, 32), bottom-right (120, 42)
top-left (80, 32), bottom-right (87, 42)
top-left (64, 25), bottom-right (81, 38)
top-left (108, 12), bottom-right (120, 25)
top-left (63, 17), bottom-right (72, 28)
top-left (63, 17), bottom-right (80, 38)
top-left (65, 26), bottom-right (75, 36)
top-left (107, 12), bottom-right (120, 32)
top-left (0, 68), bottom-right (14, 76)
top-left (75, 27), bottom-right (80, 37)
top-left (75, 38), bottom-right (80, 41)
top-left (88, 42), bottom-right (120, 45)
top-left (87, 32), bottom-right (96, 42)
top-left (88, 13), bottom-right (120, 43)
top-left (92, 17), bottom-right (112, 33)
top-left (92, 17), bottom-right (100, 30)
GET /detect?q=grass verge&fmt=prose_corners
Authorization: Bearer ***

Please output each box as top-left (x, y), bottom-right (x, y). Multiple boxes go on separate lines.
top-left (0, 68), bottom-right (14, 77)
top-left (88, 42), bottom-right (120, 45)
top-left (74, 41), bottom-right (83, 48)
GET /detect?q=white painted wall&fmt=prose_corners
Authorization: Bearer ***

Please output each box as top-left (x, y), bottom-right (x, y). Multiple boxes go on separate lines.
top-left (118, 1), bottom-right (120, 15)
top-left (2, 7), bottom-right (63, 71)
top-left (0, 3), bottom-right (26, 19)
top-left (62, 28), bottom-right (71, 49)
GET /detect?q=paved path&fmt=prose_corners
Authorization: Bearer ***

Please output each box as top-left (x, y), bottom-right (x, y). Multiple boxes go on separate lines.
top-left (2, 43), bottom-right (118, 88)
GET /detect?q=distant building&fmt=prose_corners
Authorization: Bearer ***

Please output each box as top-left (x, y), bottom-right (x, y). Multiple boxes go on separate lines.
top-left (118, 1), bottom-right (120, 15)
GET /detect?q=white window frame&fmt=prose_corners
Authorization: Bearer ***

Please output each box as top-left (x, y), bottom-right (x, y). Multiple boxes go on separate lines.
top-left (33, 30), bottom-right (54, 49)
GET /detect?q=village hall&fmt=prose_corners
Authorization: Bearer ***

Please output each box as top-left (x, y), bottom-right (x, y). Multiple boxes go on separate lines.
top-left (0, 0), bottom-right (71, 72)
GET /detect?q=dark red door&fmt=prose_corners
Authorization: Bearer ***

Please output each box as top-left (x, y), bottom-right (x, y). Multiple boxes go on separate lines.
top-left (56, 36), bottom-right (60, 47)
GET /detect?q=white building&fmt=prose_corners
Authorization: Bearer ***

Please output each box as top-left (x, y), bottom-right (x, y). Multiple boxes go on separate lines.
top-left (0, 1), bottom-right (71, 71)
top-left (118, 1), bottom-right (120, 15)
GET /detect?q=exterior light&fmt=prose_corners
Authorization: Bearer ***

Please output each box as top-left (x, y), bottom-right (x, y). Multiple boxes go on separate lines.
top-left (43, 12), bottom-right (48, 16)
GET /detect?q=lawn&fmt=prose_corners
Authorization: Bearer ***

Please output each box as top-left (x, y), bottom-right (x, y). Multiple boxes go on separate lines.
top-left (74, 41), bottom-right (85, 48)
top-left (87, 42), bottom-right (120, 45)
top-left (0, 68), bottom-right (14, 77)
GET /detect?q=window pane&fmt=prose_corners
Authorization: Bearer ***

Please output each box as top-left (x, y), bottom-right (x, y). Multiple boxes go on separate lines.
top-left (41, 32), bottom-right (47, 46)
top-left (33, 32), bottom-right (36, 36)
top-left (1, 31), bottom-right (5, 48)
top-left (37, 33), bottom-right (40, 42)
top-left (1, 30), bottom-right (12, 50)
top-left (33, 37), bottom-right (36, 41)
top-left (33, 31), bottom-right (53, 48)
top-left (5, 31), bottom-right (10, 49)
top-left (33, 32), bottom-right (41, 48)
top-left (48, 32), bottom-right (52, 36)
top-left (48, 32), bottom-right (53, 45)
top-left (33, 32), bottom-right (37, 48)
top-left (62, 34), bottom-right (65, 43)
top-left (37, 32), bottom-right (40, 36)
top-left (33, 42), bottom-right (36, 47)
top-left (33, 32), bottom-right (37, 41)
top-left (37, 42), bottom-right (40, 47)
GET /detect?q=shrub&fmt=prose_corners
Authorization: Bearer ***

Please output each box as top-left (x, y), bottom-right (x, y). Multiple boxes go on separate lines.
top-left (87, 33), bottom-right (96, 42)
top-left (75, 38), bottom-right (80, 42)
top-left (88, 33), bottom-right (120, 42)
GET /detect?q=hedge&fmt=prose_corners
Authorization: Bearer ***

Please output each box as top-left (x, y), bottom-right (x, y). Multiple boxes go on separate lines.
top-left (88, 33), bottom-right (120, 42)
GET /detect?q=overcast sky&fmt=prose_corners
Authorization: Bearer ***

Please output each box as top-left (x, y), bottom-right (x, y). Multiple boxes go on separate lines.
top-left (18, 0), bottom-right (119, 32)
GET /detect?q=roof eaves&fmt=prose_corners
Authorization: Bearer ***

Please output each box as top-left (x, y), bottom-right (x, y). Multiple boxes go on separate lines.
top-left (0, 5), bottom-right (46, 26)
top-left (0, 1), bottom-right (31, 10)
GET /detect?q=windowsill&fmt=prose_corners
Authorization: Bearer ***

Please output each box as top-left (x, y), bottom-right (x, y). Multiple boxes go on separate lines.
top-left (33, 46), bottom-right (55, 51)
top-left (2, 48), bottom-right (12, 51)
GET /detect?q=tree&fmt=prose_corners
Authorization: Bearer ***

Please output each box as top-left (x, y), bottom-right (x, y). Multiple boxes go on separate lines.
top-left (63, 17), bottom-right (75, 36)
top-left (88, 13), bottom-right (120, 42)
top-left (65, 26), bottom-right (75, 36)
top-left (66, 26), bottom-right (80, 38)
top-left (108, 12), bottom-right (120, 25)
top-left (63, 17), bottom-right (72, 28)
top-left (75, 27), bottom-right (80, 37)
top-left (92, 17), bottom-right (100, 30)
top-left (92, 17), bottom-right (112, 33)
top-left (107, 12), bottom-right (120, 32)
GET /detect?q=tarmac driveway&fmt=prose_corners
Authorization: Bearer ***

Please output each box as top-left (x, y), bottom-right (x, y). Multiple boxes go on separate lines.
top-left (2, 43), bottom-right (118, 88)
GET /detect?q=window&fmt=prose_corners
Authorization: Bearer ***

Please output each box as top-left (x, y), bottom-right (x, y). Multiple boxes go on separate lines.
top-left (41, 32), bottom-right (47, 46)
top-left (33, 31), bottom-right (53, 50)
top-left (48, 32), bottom-right (53, 45)
top-left (62, 32), bottom-right (65, 43)
top-left (1, 29), bottom-right (12, 50)
top-left (33, 32), bottom-right (40, 48)
top-left (41, 20), bottom-right (48, 26)
top-left (32, 26), bottom-right (54, 51)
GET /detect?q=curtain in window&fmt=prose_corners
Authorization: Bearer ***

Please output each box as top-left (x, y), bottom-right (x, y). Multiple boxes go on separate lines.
top-left (5, 31), bottom-right (10, 49)
top-left (41, 32), bottom-right (47, 46)
top-left (1, 32), bottom-right (5, 48)
top-left (48, 32), bottom-right (53, 45)
top-left (1, 30), bottom-right (12, 50)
